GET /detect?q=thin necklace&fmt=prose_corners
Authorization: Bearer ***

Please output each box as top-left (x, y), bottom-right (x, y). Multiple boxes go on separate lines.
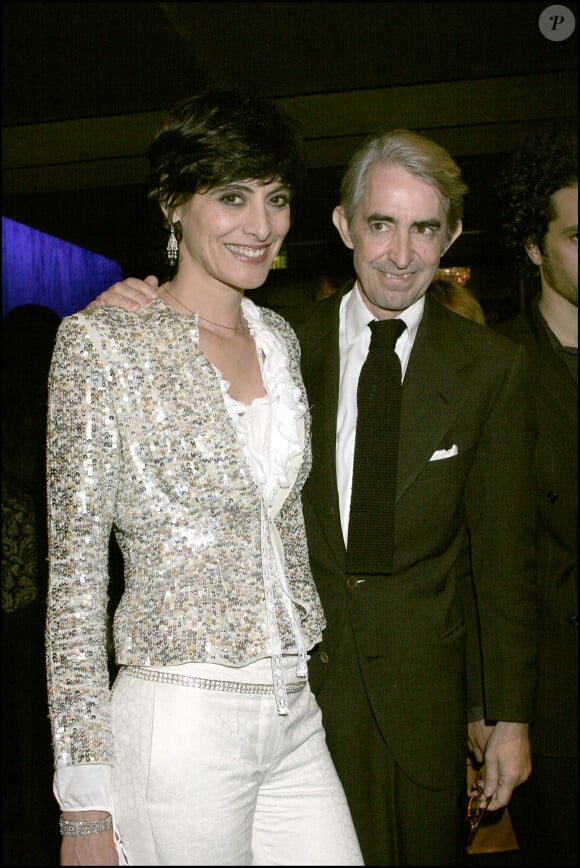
top-left (162, 284), bottom-right (244, 331)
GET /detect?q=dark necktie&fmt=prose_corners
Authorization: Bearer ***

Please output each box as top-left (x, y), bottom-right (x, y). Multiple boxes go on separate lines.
top-left (346, 318), bottom-right (406, 574)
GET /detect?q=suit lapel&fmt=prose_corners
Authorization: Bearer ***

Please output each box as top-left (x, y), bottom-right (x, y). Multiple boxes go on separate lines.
top-left (397, 297), bottom-right (473, 499)
top-left (298, 291), bottom-right (346, 563)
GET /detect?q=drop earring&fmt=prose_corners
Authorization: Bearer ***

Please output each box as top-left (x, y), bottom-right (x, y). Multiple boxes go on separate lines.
top-left (167, 223), bottom-right (179, 265)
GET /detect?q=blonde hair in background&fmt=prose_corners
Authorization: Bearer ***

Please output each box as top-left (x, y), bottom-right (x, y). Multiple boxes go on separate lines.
top-left (428, 279), bottom-right (486, 325)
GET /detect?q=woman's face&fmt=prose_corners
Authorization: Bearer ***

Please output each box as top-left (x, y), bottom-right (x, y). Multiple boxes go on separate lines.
top-left (172, 179), bottom-right (291, 292)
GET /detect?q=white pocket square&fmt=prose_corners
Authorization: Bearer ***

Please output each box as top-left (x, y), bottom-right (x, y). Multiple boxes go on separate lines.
top-left (429, 445), bottom-right (458, 461)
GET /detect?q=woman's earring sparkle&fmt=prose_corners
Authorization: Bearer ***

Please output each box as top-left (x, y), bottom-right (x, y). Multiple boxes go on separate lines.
top-left (167, 224), bottom-right (179, 265)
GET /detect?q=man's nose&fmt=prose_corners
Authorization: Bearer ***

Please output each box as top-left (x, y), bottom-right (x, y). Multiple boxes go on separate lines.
top-left (387, 230), bottom-right (412, 268)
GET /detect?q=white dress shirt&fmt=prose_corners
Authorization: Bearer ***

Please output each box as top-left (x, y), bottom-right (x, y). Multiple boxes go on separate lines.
top-left (336, 283), bottom-right (424, 543)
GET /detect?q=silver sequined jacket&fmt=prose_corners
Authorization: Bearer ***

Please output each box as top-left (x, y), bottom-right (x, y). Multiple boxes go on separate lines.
top-left (46, 299), bottom-right (325, 768)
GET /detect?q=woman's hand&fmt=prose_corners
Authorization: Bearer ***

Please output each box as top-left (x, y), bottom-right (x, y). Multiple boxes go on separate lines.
top-left (60, 811), bottom-right (118, 866)
top-left (61, 830), bottom-right (118, 866)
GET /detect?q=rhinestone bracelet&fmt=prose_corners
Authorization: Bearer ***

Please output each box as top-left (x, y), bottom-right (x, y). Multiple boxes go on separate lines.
top-left (59, 816), bottom-right (113, 837)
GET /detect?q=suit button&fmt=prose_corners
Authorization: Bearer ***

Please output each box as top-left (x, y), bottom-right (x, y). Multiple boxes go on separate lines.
top-left (347, 575), bottom-right (359, 589)
top-left (546, 490), bottom-right (559, 502)
top-left (569, 615), bottom-right (578, 627)
top-left (320, 651), bottom-right (329, 663)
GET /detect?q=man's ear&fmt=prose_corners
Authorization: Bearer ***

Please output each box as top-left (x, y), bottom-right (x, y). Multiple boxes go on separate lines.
top-left (525, 241), bottom-right (544, 266)
top-left (442, 221), bottom-right (463, 256)
top-left (332, 206), bottom-right (355, 250)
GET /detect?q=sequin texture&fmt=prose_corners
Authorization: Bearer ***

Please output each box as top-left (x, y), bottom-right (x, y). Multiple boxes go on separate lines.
top-left (45, 297), bottom-right (325, 768)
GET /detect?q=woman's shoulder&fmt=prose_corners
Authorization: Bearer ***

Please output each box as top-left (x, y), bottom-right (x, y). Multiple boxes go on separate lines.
top-left (59, 298), bottom-right (168, 340)
top-left (51, 301), bottom-right (179, 375)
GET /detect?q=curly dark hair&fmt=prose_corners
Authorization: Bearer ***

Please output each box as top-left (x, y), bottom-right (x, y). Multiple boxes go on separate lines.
top-left (495, 131), bottom-right (578, 278)
top-left (147, 88), bottom-right (306, 215)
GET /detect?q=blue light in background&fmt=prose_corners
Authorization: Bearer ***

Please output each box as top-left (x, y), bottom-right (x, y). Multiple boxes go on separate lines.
top-left (2, 217), bottom-right (123, 318)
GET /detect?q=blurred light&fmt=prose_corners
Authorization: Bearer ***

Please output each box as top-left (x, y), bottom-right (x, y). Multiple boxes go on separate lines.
top-left (2, 217), bottom-right (123, 317)
top-left (271, 249), bottom-right (288, 270)
top-left (435, 266), bottom-right (471, 285)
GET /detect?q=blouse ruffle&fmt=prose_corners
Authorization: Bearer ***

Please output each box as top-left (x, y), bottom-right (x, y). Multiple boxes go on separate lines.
top-left (219, 297), bottom-right (307, 513)
top-left (218, 297), bottom-right (310, 710)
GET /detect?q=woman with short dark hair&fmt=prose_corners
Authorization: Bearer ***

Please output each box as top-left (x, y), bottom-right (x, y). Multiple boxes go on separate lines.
top-left (46, 89), bottom-right (363, 867)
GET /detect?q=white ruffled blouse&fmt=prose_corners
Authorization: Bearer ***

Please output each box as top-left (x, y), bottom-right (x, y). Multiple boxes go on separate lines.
top-left (221, 298), bottom-right (310, 710)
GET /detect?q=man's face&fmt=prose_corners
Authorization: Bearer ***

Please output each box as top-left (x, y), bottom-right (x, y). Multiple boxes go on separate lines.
top-left (333, 163), bottom-right (461, 319)
top-left (529, 184), bottom-right (578, 308)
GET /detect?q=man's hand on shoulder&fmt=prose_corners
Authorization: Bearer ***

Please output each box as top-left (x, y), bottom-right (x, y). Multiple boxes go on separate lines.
top-left (87, 275), bottom-right (160, 312)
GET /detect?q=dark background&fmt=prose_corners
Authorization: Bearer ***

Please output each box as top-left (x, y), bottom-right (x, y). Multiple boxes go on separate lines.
top-left (3, 1), bottom-right (578, 318)
top-left (1, 5), bottom-right (577, 864)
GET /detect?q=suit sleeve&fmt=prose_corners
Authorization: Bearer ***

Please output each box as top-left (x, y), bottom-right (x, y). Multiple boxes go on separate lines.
top-left (465, 342), bottom-right (539, 722)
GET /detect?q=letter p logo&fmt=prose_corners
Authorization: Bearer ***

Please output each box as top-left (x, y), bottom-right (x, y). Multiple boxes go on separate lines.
top-left (539, 5), bottom-right (576, 40)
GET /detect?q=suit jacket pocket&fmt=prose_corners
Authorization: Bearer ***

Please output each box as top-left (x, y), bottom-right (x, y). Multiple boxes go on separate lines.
top-left (416, 442), bottom-right (476, 481)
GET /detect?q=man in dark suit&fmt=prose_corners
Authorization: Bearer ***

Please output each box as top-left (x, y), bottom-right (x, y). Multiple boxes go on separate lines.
top-left (492, 133), bottom-right (578, 867)
top-left (92, 129), bottom-right (540, 866)
top-left (288, 130), bottom-right (539, 865)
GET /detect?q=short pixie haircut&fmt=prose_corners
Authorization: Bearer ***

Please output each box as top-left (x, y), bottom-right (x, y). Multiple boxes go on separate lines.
top-left (147, 89), bottom-right (306, 215)
top-left (339, 129), bottom-right (468, 243)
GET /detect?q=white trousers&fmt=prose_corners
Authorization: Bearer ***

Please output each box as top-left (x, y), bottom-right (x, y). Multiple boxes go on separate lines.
top-left (110, 657), bottom-right (363, 866)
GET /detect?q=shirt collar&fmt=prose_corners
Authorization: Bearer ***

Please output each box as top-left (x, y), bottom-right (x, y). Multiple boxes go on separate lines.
top-left (345, 281), bottom-right (425, 346)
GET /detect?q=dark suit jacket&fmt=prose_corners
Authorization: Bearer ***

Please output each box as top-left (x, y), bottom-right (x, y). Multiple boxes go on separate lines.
top-left (497, 298), bottom-right (578, 758)
top-left (289, 285), bottom-right (540, 791)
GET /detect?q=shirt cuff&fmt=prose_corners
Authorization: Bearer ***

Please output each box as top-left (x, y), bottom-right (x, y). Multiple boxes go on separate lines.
top-left (53, 764), bottom-right (114, 813)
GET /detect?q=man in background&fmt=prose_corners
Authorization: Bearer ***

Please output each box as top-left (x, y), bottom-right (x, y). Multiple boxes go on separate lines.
top-left (493, 133), bottom-right (578, 867)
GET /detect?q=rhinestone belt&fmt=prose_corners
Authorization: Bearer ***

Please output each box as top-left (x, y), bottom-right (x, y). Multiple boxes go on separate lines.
top-left (123, 665), bottom-right (307, 695)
